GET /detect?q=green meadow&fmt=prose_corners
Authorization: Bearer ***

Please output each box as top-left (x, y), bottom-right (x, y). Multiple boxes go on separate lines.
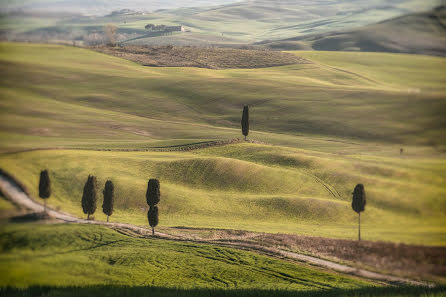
top-left (0, 223), bottom-right (374, 289)
top-left (0, 42), bottom-right (445, 245)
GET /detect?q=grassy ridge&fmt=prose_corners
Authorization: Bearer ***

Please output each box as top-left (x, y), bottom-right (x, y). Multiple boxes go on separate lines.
top-left (1, 42), bottom-right (446, 152)
top-left (0, 223), bottom-right (373, 289)
top-left (1, 144), bottom-right (444, 245)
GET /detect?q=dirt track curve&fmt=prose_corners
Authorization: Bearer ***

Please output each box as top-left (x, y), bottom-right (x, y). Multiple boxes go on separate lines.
top-left (0, 173), bottom-right (432, 287)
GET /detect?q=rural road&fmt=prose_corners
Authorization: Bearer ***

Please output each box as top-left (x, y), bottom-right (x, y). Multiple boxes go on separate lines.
top-left (0, 172), bottom-right (432, 287)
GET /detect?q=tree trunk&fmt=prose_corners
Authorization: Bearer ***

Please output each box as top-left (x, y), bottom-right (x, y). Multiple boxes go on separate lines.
top-left (44, 199), bottom-right (47, 213)
top-left (87, 213), bottom-right (90, 220)
top-left (152, 227), bottom-right (155, 235)
top-left (358, 212), bottom-right (361, 241)
top-left (107, 215), bottom-right (109, 223)
top-left (244, 135), bottom-right (247, 141)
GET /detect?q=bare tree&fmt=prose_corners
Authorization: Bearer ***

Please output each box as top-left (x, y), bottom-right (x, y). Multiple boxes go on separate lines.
top-left (104, 24), bottom-right (117, 47)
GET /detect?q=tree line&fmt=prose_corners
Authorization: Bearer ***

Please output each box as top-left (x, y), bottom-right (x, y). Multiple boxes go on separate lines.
top-left (38, 172), bottom-right (161, 234)
top-left (37, 105), bottom-right (367, 240)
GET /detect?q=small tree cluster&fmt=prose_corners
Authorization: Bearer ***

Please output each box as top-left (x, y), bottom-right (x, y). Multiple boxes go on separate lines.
top-left (82, 175), bottom-right (97, 220)
top-left (146, 179), bottom-right (160, 235)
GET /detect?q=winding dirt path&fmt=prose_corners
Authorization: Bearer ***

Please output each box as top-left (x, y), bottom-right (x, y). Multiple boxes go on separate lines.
top-left (0, 173), bottom-right (432, 287)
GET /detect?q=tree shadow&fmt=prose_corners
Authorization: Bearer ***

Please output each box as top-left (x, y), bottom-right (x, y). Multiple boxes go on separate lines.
top-left (0, 285), bottom-right (444, 297)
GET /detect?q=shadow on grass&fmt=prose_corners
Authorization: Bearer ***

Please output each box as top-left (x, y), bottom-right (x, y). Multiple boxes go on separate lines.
top-left (1, 285), bottom-right (445, 297)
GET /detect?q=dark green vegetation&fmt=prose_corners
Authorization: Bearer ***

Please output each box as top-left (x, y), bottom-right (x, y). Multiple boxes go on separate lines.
top-left (146, 179), bottom-right (160, 234)
top-left (241, 105), bottom-right (249, 140)
top-left (102, 180), bottom-right (114, 222)
top-left (0, 223), bottom-right (374, 289)
top-left (352, 184), bottom-right (366, 241)
top-left (81, 175), bottom-right (97, 220)
top-left (38, 170), bottom-right (50, 211)
top-left (261, 6), bottom-right (446, 56)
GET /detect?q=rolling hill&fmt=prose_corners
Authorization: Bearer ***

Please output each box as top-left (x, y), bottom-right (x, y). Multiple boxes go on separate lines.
top-left (260, 6), bottom-right (446, 56)
top-left (0, 43), bottom-right (445, 245)
top-left (2, 0), bottom-right (443, 49)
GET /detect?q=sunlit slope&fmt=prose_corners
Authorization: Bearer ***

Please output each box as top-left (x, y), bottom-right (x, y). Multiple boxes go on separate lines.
top-left (1, 143), bottom-right (445, 244)
top-left (0, 223), bottom-right (373, 289)
top-left (1, 43), bottom-right (446, 152)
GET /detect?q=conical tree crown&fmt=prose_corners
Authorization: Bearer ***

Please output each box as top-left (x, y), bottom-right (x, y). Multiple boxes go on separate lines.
top-left (39, 170), bottom-right (51, 199)
top-left (148, 206), bottom-right (159, 228)
top-left (82, 175), bottom-right (97, 215)
top-left (352, 184), bottom-right (366, 213)
top-left (241, 105), bottom-right (249, 137)
top-left (146, 179), bottom-right (160, 207)
top-left (102, 180), bottom-right (114, 217)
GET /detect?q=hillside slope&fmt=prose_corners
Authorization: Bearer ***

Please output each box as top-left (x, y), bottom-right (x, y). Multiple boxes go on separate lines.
top-left (261, 6), bottom-right (446, 56)
top-left (1, 43), bottom-right (445, 152)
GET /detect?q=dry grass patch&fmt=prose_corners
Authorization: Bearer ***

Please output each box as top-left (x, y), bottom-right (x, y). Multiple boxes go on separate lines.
top-left (93, 45), bottom-right (310, 69)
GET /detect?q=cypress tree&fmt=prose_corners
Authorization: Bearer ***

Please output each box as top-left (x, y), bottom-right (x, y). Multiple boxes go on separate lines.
top-left (241, 105), bottom-right (249, 141)
top-left (146, 178), bottom-right (160, 234)
top-left (146, 179), bottom-right (160, 207)
top-left (38, 170), bottom-right (51, 212)
top-left (82, 175), bottom-right (97, 220)
top-left (102, 180), bottom-right (114, 222)
top-left (352, 184), bottom-right (366, 241)
top-left (147, 206), bottom-right (159, 235)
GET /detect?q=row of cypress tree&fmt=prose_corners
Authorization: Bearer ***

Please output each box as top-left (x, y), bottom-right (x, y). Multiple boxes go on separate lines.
top-left (38, 170), bottom-right (161, 234)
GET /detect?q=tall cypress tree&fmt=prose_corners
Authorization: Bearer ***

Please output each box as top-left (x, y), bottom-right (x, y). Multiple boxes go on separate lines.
top-left (241, 105), bottom-right (249, 141)
top-left (146, 178), bottom-right (160, 235)
top-left (352, 184), bottom-right (366, 241)
top-left (82, 175), bottom-right (97, 220)
top-left (102, 180), bottom-right (114, 222)
top-left (148, 206), bottom-right (159, 235)
top-left (38, 170), bottom-right (51, 212)
top-left (146, 179), bottom-right (160, 207)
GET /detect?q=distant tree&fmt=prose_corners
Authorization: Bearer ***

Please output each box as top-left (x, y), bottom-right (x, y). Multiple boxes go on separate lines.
top-left (145, 24), bottom-right (154, 30)
top-left (241, 105), bottom-right (249, 141)
top-left (400, 148), bottom-right (404, 155)
top-left (147, 205), bottom-right (159, 235)
top-left (352, 184), bottom-right (366, 241)
top-left (146, 179), bottom-right (160, 207)
top-left (104, 24), bottom-right (117, 47)
top-left (38, 170), bottom-right (51, 212)
top-left (102, 180), bottom-right (114, 222)
top-left (82, 175), bottom-right (97, 220)
top-left (146, 178), bottom-right (160, 235)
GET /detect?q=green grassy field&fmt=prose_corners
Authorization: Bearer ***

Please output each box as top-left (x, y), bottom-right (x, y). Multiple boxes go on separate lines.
top-left (1, 42), bottom-right (445, 152)
top-left (0, 42), bottom-right (445, 245)
top-left (0, 223), bottom-right (374, 289)
top-left (1, 144), bottom-right (445, 245)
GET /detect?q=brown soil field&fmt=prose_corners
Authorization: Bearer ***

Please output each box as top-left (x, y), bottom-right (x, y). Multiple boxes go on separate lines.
top-left (93, 45), bottom-right (310, 69)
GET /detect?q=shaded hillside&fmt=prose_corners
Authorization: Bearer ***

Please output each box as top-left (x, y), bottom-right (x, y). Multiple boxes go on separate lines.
top-left (260, 6), bottom-right (446, 56)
